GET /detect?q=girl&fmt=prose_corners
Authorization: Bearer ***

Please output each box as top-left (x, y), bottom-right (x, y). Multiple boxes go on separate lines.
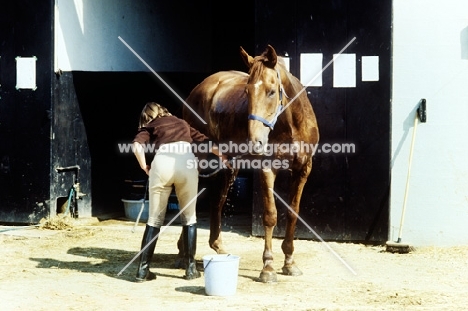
top-left (132, 102), bottom-right (226, 282)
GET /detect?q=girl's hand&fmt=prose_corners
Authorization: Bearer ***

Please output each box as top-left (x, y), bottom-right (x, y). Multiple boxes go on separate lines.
top-left (142, 165), bottom-right (150, 175)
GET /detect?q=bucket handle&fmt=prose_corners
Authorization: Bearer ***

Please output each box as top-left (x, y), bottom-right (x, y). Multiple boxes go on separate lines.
top-left (204, 254), bottom-right (231, 269)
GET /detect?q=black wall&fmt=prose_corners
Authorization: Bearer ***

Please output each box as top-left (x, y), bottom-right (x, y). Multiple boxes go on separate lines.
top-left (0, 1), bottom-right (54, 223)
top-left (52, 73), bottom-right (92, 218)
top-left (252, 0), bottom-right (392, 242)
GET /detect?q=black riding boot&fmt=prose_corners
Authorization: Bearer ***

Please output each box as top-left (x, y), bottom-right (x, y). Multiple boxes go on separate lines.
top-left (182, 224), bottom-right (201, 280)
top-left (135, 225), bottom-right (159, 282)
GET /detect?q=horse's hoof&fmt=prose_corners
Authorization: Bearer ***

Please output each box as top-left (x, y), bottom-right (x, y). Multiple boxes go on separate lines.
top-left (258, 270), bottom-right (278, 283)
top-left (210, 241), bottom-right (227, 254)
top-left (282, 265), bottom-right (303, 276)
top-left (215, 246), bottom-right (228, 254)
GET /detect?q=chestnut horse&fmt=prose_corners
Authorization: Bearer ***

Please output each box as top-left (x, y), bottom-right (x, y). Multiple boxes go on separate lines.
top-left (182, 45), bottom-right (319, 282)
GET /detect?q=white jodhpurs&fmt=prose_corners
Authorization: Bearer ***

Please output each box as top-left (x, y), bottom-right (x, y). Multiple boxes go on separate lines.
top-left (146, 141), bottom-right (199, 227)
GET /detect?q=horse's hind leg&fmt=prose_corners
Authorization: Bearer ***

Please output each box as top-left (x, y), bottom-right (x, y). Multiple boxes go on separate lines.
top-left (281, 159), bottom-right (312, 276)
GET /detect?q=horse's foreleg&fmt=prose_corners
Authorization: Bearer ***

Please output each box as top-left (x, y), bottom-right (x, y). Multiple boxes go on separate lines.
top-left (208, 169), bottom-right (238, 254)
top-left (281, 159), bottom-right (312, 276)
top-left (259, 169), bottom-right (278, 283)
top-left (209, 193), bottom-right (226, 254)
top-left (175, 169), bottom-right (236, 267)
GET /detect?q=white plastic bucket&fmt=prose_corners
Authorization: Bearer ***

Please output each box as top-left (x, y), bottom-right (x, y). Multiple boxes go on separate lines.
top-left (203, 254), bottom-right (240, 296)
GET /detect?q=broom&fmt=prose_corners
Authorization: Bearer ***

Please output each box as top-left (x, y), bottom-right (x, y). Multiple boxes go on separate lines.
top-left (386, 99), bottom-right (426, 254)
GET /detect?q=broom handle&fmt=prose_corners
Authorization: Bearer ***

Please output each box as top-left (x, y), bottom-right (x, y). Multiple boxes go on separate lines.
top-left (397, 112), bottom-right (418, 242)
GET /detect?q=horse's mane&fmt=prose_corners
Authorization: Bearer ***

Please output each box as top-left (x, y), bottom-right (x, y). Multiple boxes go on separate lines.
top-left (248, 56), bottom-right (266, 82)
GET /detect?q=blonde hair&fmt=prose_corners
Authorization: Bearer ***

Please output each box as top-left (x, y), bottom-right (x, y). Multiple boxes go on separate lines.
top-left (138, 102), bottom-right (172, 128)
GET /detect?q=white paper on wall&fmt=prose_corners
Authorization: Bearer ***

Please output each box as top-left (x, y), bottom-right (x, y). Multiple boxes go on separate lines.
top-left (16, 56), bottom-right (37, 90)
top-left (333, 53), bottom-right (356, 88)
top-left (362, 56), bottom-right (379, 81)
top-left (300, 53), bottom-right (323, 87)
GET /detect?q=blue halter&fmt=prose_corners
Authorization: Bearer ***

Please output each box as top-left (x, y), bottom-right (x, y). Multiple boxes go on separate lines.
top-left (247, 69), bottom-right (285, 130)
top-left (248, 104), bottom-right (283, 130)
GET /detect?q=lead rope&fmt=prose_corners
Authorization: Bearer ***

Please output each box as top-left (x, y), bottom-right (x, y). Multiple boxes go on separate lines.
top-left (198, 156), bottom-right (237, 178)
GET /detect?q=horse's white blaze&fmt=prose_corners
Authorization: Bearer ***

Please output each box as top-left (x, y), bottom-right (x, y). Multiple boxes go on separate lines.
top-left (254, 80), bottom-right (263, 89)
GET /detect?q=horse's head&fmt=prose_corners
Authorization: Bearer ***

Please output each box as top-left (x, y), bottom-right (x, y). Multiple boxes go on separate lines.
top-left (240, 45), bottom-right (284, 155)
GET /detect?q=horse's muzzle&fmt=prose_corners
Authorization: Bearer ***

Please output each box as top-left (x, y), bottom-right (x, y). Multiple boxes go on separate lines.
top-left (250, 140), bottom-right (267, 155)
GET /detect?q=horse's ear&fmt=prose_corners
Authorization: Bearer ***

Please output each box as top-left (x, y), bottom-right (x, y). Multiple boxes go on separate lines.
top-left (240, 46), bottom-right (254, 68)
top-left (264, 45), bottom-right (278, 68)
